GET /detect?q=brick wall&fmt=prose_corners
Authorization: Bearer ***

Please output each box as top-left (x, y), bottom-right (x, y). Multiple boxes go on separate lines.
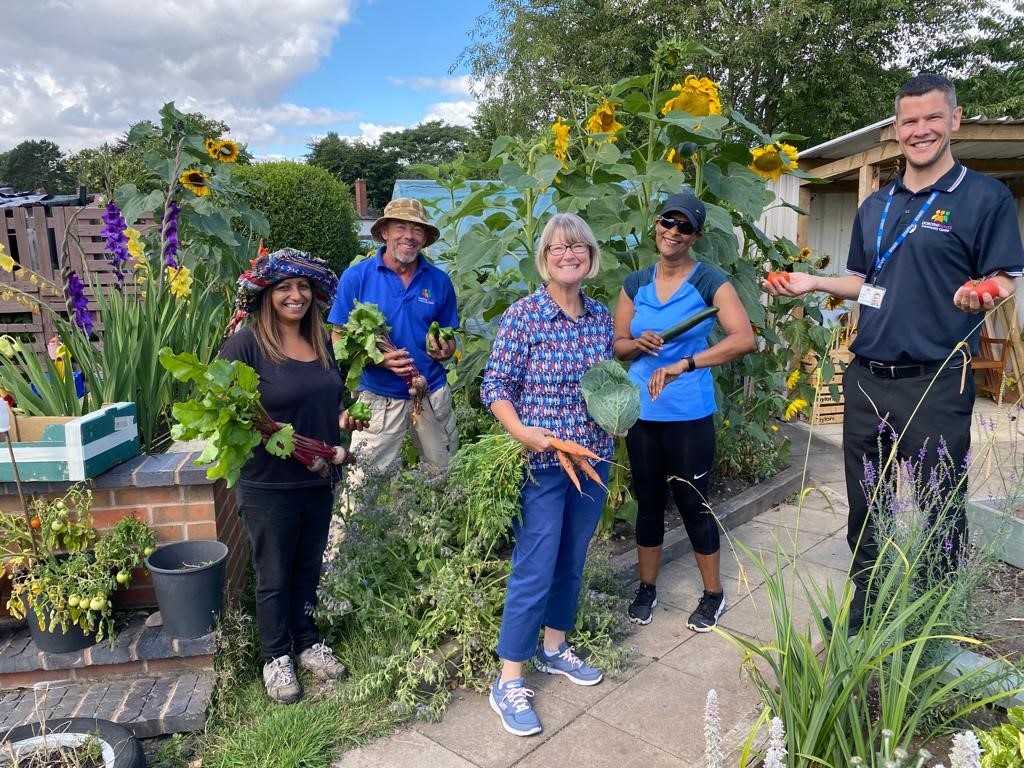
top-left (0, 451), bottom-right (248, 619)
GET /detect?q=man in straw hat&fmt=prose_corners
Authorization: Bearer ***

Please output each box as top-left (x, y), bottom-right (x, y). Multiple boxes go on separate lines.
top-left (329, 198), bottom-right (459, 479)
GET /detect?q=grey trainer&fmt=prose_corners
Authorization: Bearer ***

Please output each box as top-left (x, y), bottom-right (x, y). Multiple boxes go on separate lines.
top-left (298, 642), bottom-right (347, 681)
top-left (263, 654), bottom-right (301, 704)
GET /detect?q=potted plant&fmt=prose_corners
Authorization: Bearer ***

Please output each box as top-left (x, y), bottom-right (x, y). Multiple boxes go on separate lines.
top-left (0, 484), bottom-right (155, 652)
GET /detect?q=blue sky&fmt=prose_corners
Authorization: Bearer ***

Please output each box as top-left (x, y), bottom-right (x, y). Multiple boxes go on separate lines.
top-left (1, 0), bottom-right (493, 160)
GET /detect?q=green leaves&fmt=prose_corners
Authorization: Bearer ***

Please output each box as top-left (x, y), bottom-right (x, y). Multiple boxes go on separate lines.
top-left (332, 300), bottom-right (391, 392)
top-left (160, 347), bottom-right (291, 487)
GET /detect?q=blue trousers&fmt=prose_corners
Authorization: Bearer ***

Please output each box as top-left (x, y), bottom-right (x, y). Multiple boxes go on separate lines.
top-left (497, 463), bottom-right (610, 662)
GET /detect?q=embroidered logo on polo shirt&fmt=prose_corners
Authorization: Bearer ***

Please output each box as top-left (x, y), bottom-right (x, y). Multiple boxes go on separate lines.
top-left (922, 208), bottom-right (953, 233)
top-left (417, 287), bottom-right (435, 304)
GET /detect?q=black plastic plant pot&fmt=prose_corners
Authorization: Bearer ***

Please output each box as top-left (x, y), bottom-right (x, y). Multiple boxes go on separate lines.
top-left (24, 602), bottom-right (96, 654)
top-left (145, 539), bottom-right (228, 639)
top-left (1, 716), bottom-right (144, 768)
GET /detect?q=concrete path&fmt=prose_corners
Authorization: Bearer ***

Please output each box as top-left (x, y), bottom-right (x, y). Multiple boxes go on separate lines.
top-left (334, 397), bottom-right (1021, 767)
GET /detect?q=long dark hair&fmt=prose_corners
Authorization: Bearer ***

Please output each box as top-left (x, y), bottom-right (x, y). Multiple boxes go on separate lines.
top-left (251, 280), bottom-right (332, 369)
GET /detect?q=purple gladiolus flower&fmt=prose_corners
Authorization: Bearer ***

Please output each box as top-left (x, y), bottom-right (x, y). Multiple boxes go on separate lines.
top-left (63, 268), bottom-right (93, 335)
top-left (162, 200), bottom-right (181, 268)
top-left (100, 202), bottom-right (130, 286)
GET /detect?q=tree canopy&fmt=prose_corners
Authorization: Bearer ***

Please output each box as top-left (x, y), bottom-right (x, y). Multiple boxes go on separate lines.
top-left (0, 140), bottom-right (74, 193)
top-left (459, 0), bottom-right (1014, 147)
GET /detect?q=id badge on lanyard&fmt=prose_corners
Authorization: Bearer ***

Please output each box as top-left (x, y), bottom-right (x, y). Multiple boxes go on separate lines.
top-left (859, 185), bottom-right (940, 309)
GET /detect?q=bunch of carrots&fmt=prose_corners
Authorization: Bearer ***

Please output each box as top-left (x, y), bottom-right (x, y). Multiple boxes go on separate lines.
top-left (549, 437), bottom-right (607, 494)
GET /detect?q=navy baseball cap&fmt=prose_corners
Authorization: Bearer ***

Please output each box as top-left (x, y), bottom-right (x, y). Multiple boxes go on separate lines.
top-left (658, 190), bottom-right (706, 231)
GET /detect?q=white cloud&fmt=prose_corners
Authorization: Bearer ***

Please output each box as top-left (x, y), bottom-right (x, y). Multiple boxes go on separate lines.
top-left (0, 0), bottom-right (356, 152)
top-left (386, 75), bottom-right (475, 96)
top-left (423, 100), bottom-right (477, 126)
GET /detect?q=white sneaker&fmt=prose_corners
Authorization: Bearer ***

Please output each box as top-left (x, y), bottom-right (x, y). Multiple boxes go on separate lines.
top-left (298, 642), bottom-right (347, 681)
top-left (263, 655), bottom-right (301, 704)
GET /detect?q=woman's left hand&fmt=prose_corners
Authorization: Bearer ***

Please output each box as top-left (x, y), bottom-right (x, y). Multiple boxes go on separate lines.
top-left (648, 360), bottom-right (686, 401)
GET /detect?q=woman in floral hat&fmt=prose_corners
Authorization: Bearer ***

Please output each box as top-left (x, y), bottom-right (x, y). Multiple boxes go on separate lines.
top-left (220, 247), bottom-right (351, 704)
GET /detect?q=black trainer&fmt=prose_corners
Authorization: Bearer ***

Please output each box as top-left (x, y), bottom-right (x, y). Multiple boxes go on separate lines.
top-left (687, 590), bottom-right (725, 632)
top-left (628, 583), bottom-right (657, 625)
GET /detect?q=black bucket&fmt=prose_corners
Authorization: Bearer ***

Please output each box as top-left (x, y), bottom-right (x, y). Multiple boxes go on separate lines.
top-left (145, 540), bottom-right (228, 639)
top-left (25, 604), bottom-right (96, 654)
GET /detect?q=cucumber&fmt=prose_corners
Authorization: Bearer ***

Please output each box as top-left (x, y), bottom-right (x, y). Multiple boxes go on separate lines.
top-left (659, 306), bottom-right (719, 342)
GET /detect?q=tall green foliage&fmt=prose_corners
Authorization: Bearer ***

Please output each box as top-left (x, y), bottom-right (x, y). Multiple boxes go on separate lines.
top-left (233, 161), bottom-right (360, 276)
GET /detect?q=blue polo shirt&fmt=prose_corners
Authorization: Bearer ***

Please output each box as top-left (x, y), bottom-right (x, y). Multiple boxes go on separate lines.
top-left (328, 248), bottom-right (459, 398)
top-left (847, 162), bottom-right (1024, 363)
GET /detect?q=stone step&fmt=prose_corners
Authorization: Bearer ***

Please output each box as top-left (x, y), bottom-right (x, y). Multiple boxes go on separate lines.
top-left (0, 671), bottom-right (214, 738)
top-left (0, 612), bottom-right (214, 689)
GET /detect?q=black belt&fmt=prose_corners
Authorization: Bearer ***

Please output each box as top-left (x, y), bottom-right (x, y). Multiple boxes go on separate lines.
top-left (855, 357), bottom-right (963, 379)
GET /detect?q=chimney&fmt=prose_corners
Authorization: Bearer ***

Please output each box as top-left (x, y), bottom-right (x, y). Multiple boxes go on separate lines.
top-left (354, 178), bottom-right (369, 218)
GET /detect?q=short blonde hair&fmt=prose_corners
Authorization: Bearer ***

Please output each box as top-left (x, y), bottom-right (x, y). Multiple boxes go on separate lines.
top-left (534, 213), bottom-right (602, 282)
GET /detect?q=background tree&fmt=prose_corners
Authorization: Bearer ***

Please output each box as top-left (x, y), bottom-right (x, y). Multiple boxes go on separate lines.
top-left (378, 121), bottom-right (477, 168)
top-left (233, 161), bottom-right (360, 276)
top-left (307, 132), bottom-right (400, 212)
top-left (459, 0), bottom-right (996, 146)
top-left (0, 139), bottom-right (74, 193)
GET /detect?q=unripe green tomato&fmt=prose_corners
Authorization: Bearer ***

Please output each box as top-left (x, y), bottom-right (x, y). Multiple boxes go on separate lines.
top-left (116, 571), bottom-right (130, 585)
top-left (89, 596), bottom-right (105, 611)
top-left (50, 521), bottom-right (64, 532)
top-left (143, 546), bottom-right (155, 557)
top-left (68, 594), bottom-right (80, 607)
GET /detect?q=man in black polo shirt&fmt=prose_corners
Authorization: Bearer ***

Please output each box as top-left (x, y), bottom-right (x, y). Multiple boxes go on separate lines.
top-left (765, 73), bottom-right (1024, 632)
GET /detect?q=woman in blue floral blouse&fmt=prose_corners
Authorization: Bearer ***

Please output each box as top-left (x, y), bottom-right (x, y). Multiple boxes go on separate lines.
top-left (480, 213), bottom-right (613, 737)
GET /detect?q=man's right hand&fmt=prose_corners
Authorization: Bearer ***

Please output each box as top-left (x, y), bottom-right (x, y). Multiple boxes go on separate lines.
top-left (379, 347), bottom-right (415, 378)
top-left (339, 409), bottom-right (370, 431)
top-left (763, 272), bottom-right (818, 297)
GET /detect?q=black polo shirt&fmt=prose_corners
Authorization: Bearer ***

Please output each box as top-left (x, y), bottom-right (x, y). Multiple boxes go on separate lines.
top-left (846, 162), bottom-right (1024, 363)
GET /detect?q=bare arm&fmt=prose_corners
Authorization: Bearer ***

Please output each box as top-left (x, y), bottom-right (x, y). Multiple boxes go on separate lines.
top-left (763, 272), bottom-right (865, 301)
top-left (613, 288), bottom-right (665, 361)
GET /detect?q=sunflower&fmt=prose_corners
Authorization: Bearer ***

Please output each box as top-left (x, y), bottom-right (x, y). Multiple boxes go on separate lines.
top-left (213, 140), bottom-right (240, 163)
top-left (661, 75), bottom-right (722, 117)
top-left (748, 143), bottom-right (799, 182)
top-left (585, 101), bottom-right (624, 143)
top-left (798, 247), bottom-right (812, 262)
top-left (784, 397), bottom-right (809, 421)
top-left (179, 169), bottom-right (212, 197)
top-left (666, 147), bottom-right (685, 171)
top-left (786, 369), bottom-right (801, 391)
top-left (824, 294), bottom-right (846, 310)
top-left (204, 138), bottom-right (218, 158)
top-left (551, 117), bottom-right (570, 165)
top-left (166, 265), bottom-right (193, 300)
top-left (814, 254), bottom-right (831, 270)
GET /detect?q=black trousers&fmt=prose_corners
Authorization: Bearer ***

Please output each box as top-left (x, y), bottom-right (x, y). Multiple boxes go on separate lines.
top-left (625, 415), bottom-right (718, 552)
top-left (842, 361), bottom-right (973, 608)
top-left (238, 484), bottom-right (333, 661)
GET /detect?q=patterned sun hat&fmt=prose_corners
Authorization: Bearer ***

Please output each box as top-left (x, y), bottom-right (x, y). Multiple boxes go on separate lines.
top-left (370, 198), bottom-right (440, 245)
top-left (224, 247), bottom-right (338, 336)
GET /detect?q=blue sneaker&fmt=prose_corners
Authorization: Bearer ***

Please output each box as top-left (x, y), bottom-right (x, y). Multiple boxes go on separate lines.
top-left (534, 642), bottom-right (603, 686)
top-left (489, 677), bottom-right (542, 736)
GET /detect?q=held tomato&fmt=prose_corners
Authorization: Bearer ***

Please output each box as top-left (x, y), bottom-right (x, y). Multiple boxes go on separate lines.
top-left (766, 271), bottom-right (790, 287)
top-left (963, 278), bottom-right (1001, 299)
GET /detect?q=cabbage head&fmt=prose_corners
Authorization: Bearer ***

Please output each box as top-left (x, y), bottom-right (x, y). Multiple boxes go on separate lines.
top-left (580, 360), bottom-right (640, 437)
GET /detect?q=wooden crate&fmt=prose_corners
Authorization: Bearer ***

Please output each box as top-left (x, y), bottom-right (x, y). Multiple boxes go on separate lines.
top-left (800, 346), bottom-right (851, 426)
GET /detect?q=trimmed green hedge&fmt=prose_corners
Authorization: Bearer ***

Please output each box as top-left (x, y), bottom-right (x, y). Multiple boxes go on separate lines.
top-left (236, 161), bottom-right (360, 275)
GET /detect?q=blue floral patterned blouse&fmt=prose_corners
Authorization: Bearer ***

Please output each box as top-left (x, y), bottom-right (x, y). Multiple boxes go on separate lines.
top-left (480, 285), bottom-right (614, 470)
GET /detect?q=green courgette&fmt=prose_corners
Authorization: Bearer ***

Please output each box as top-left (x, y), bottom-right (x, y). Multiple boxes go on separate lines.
top-left (659, 306), bottom-right (719, 342)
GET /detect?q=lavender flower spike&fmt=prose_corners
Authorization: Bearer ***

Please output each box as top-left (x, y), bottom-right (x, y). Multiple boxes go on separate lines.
top-left (948, 730), bottom-right (982, 768)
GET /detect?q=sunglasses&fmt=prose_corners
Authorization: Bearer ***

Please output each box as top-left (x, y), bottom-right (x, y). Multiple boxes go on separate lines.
top-left (657, 215), bottom-right (698, 235)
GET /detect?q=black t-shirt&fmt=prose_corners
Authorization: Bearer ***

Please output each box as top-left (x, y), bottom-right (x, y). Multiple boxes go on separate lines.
top-left (847, 163), bottom-right (1024, 362)
top-left (219, 327), bottom-right (343, 488)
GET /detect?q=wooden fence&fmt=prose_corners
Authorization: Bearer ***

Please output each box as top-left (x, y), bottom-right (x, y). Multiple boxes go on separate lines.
top-left (0, 203), bottom-right (156, 352)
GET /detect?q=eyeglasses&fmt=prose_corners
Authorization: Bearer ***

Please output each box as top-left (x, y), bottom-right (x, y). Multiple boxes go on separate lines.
top-left (546, 243), bottom-right (590, 257)
top-left (657, 216), bottom-right (698, 235)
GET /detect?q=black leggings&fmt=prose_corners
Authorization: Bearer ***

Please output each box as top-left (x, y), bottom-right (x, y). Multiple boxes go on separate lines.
top-left (626, 416), bottom-right (718, 552)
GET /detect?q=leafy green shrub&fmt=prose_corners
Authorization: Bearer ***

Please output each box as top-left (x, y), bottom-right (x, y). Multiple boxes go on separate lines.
top-left (234, 161), bottom-right (360, 276)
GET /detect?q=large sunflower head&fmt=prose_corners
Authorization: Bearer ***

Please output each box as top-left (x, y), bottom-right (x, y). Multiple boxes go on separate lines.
top-left (661, 75), bottom-right (723, 117)
top-left (212, 140), bottom-right (240, 163)
top-left (179, 169), bottom-right (212, 196)
top-left (749, 143), bottom-right (799, 182)
top-left (585, 101), bottom-right (623, 143)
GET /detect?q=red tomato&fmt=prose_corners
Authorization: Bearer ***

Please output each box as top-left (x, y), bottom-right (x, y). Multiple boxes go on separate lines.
top-left (766, 272), bottom-right (790, 287)
top-left (963, 278), bottom-right (1001, 299)
top-left (30, 517), bottom-right (41, 529)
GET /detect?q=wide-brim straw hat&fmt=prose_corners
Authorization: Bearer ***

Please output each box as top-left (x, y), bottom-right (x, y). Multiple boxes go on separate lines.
top-left (370, 198), bottom-right (440, 246)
